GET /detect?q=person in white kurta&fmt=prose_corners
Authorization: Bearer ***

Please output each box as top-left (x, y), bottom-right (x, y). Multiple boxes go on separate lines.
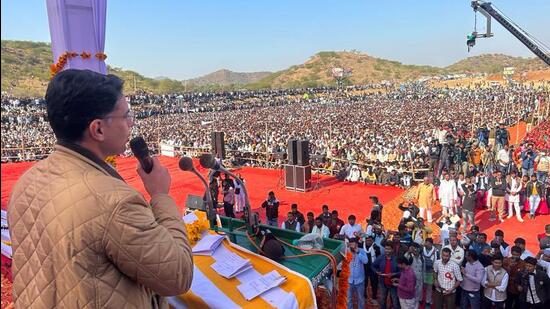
top-left (439, 174), bottom-right (458, 217)
top-left (506, 172), bottom-right (523, 222)
top-left (346, 165), bottom-right (361, 182)
top-left (234, 176), bottom-right (246, 213)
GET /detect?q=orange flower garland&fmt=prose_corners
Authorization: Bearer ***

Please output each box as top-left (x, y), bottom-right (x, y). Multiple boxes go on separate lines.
top-left (50, 51), bottom-right (107, 79)
top-left (1, 272), bottom-right (14, 308)
top-left (95, 52), bottom-right (107, 61)
top-left (336, 252), bottom-right (351, 308)
top-left (105, 155), bottom-right (117, 168)
top-left (184, 210), bottom-right (211, 246)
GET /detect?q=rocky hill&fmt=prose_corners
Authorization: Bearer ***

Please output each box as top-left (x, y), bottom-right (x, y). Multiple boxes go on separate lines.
top-left (445, 54), bottom-right (547, 74)
top-left (184, 69), bottom-right (271, 87)
top-left (1, 40), bottom-right (548, 96)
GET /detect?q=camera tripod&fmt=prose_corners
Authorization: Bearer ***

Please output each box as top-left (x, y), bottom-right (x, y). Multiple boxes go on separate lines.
top-left (276, 166), bottom-right (285, 189)
top-left (311, 168), bottom-right (323, 191)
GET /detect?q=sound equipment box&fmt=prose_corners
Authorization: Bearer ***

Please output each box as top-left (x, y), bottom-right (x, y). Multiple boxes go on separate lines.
top-left (211, 131), bottom-right (225, 159)
top-left (287, 139), bottom-right (298, 165)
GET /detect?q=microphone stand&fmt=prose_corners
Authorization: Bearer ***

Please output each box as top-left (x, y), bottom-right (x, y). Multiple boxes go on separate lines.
top-left (186, 166), bottom-right (217, 229)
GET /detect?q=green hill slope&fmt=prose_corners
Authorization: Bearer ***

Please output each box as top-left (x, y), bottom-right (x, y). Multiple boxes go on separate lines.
top-left (2, 40), bottom-right (548, 96)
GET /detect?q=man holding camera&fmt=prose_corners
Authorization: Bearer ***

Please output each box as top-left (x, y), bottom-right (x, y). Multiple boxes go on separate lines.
top-left (521, 144), bottom-right (537, 178)
top-left (261, 191), bottom-right (280, 226)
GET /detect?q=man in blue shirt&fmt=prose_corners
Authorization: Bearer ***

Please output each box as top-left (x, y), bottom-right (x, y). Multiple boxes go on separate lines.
top-left (372, 241), bottom-right (401, 309)
top-left (347, 238), bottom-right (370, 309)
top-left (470, 233), bottom-right (491, 257)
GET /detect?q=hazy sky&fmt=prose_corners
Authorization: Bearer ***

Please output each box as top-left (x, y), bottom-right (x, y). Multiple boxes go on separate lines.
top-left (2, 0), bottom-right (549, 80)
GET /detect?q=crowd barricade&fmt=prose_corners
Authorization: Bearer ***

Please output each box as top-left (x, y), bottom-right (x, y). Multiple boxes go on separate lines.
top-left (1, 146), bottom-right (54, 163)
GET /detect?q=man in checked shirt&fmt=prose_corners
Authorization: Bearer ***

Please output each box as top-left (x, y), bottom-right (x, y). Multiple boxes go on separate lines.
top-left (433, 247), bottom-right (463, 309)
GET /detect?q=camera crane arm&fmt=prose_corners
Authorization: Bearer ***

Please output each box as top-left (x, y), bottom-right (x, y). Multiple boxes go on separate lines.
top-left (468, 1), bottom-right (550, 66)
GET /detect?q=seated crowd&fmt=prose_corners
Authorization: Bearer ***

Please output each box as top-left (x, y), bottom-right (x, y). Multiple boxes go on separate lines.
top-left (2, 83), bottom-right (548, 174)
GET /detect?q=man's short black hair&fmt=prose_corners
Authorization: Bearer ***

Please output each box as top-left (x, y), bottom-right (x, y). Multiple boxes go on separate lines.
top-left (511, 245), bottom-right (522, 254)
top-left (348, 215), bottom-right (356, 221)
top-left (397, 256), bottom-right (411, 265)
top-left (291, 203), bottom-right (298, 209)
top-left (322, 204), bottom-right (329, 210)
top-left (441, 247), bottom-right (452, 254)
top-left (492, 253), bottom-right (504, 262)
top-left (45, 69), bottom-right (124, 142)
top-left (495, 230), bottom-right (504, 237)
top-left (467, 250), bottom-right (478, 261)
top-left (514, 238), bottom-right (526, 245)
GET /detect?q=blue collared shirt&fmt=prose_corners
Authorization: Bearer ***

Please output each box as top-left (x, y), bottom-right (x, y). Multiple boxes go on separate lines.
top-left (349, 249), bottom-right (369, 284)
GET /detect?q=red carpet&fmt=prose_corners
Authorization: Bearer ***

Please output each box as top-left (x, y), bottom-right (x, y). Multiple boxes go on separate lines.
top-left (1, 156), bottom-right (546, 254)
top-left (1, 156), bottom-right (403, 226)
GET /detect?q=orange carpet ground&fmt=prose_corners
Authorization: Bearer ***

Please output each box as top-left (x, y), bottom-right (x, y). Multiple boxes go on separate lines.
top-left (2, 155), bottom-right (546, 254)
top-left (1, 156), bottom-right (403, 226)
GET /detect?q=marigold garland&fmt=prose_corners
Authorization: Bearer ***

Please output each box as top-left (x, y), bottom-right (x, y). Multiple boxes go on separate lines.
top-left (184, 210), bottom-right (211, 246)
top-left (95, 52), bottom-right (107, 61)
top-left (49, 51), bottom-right (107, 79)
top-left (336, 252), bottom-right (351, 308)
top-left (1, 272), bottom-right (13, 308)
top-left (105, 155), bottom-right (117, 168)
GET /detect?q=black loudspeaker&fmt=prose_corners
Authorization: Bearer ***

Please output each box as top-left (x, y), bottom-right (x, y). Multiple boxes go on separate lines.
top-left (297, 140), bottom-right (309, 166)
top-left (294, 165), bottom-right (312, 192)
top-left (284, 165), bottom-right (311, 192)
top-left (211, 132), bottom-right (225, 159)
top-left (284, 165), bottom-right (295, 189)
top-left (185, 194), bottom-right (205, 211)
top-left (287, 139), bottom-right (297, 165)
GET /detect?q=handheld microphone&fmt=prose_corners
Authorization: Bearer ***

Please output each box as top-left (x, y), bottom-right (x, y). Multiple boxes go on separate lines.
top-left (199, 154), bottom-right (257, 231)
top-left (178, 156), bottom-right (217, 226)
top-left (130, 137), bottom-right (153, 173)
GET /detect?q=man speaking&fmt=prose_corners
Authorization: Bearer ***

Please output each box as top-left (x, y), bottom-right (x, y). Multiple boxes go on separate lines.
top-left (7, 69), bottom-right (193, 308)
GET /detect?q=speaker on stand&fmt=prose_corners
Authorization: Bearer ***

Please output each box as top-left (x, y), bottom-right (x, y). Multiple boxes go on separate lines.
top-left (287, 139), bottom-right (298, 165)
top-left (211, 131), bottom-right (225, 159)
top-left (296, 140), bottom-right (309, 166)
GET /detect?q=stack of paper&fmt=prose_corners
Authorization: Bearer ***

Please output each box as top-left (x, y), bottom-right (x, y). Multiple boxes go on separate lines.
top-left (192, 234), bottom-right (225, 256)
top-left (210, 251), bottom-right (252, 279)
top-left (237, 270), bottom-right (287, 301)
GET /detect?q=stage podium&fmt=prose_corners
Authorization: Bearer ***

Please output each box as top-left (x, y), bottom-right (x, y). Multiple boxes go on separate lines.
top-left (284, 164), bottom-right (312, 192)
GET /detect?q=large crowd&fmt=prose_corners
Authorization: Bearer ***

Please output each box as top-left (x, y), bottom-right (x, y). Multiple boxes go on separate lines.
top-left (2, 83), bottom-right (549, 180)
top-left (2, 79), bottom-right (550, 309)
